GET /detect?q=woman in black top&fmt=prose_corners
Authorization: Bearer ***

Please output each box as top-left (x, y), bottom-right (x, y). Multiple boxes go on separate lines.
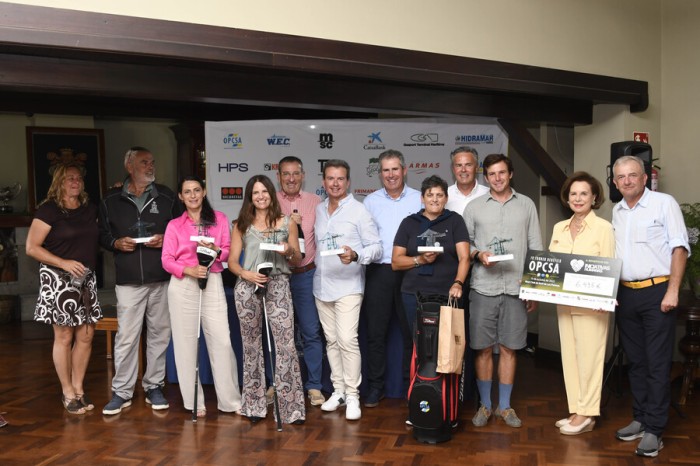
top-left (26, 164), bottom-right (102, 414)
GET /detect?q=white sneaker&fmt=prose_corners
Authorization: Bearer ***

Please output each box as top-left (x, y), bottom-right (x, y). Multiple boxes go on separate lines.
top-left (345, 395), bottom-right (361, 420)
top-left (321, 392), bottom-right (346, 412)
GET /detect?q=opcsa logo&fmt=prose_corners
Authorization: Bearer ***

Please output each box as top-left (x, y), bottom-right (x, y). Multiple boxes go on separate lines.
top-left (363, 131), bottom-right (386, 150)
top-left (221, 187), bottom-right (243, 200)
top-left (223, 133), bottom-right (243, 149)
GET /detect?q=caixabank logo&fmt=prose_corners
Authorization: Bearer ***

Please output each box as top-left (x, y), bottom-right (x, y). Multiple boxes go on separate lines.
top-left (363, 131), bottom-right (386, 150)
top-left (454, 133), bottom-right (495, 145)
top-left (221, 187), bottom-right (243, 200)
top-left (222, 133), bottom-right (243, 149)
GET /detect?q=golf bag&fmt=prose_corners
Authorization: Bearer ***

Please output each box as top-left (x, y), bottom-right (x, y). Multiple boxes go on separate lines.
top-left (407, 293), bottom-right (460, 444)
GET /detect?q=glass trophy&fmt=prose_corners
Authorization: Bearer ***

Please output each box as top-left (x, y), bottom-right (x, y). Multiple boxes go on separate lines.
top-left (417, 228), bottom-right (445, 253)
top-left (129, 220), bottom-right (156, 243)
top-left (259, 228), bottom-right (284, 252)
top-left (190, 221), bottom-right (215, 243)
top-left (319, 232), bottom-right (345, 257)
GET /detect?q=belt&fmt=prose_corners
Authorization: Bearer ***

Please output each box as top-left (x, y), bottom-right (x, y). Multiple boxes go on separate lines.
top-left (290, 262), bottom-right (316, 274)
top-left (620, 275), bottom-right (670, 289)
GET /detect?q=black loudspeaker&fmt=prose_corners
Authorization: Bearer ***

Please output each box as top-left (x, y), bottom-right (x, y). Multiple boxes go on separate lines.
top-left (607, 141), bottom-right (653, 203)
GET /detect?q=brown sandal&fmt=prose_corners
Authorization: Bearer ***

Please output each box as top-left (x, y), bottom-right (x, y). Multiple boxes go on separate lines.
top-left (62, 395), bottom-right (86, 415)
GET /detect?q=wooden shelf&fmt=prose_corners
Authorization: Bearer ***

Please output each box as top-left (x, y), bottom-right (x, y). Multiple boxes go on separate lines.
top-left (0, 214), bottom-right (33, 228)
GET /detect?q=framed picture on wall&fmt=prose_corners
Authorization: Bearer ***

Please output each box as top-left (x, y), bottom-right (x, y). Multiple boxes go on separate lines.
top-left (26, 127), bottom-right (106, 212)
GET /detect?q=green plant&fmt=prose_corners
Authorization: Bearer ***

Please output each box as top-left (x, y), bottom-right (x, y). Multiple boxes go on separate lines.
top-left (681, 203), bottom-right (700, 286)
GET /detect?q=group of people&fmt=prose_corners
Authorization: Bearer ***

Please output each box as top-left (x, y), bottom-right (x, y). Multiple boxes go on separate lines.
top-left (27, 143), bottom-right (689, 458)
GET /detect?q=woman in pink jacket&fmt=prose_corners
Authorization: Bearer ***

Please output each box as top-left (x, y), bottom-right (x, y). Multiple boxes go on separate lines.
top-left (162, 176), bottom-right (241, 417)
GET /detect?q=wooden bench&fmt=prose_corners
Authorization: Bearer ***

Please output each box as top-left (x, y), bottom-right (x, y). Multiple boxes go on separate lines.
top-left (95, 305), bottom-right (143, 379)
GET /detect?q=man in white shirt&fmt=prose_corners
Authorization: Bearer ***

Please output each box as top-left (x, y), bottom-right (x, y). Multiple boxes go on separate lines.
top-left (612, 155), bottom-right (689, 458)
top-left (313, 159), bottom-right (382, 421)
top-left (445, 146), bottom-right (489, 214)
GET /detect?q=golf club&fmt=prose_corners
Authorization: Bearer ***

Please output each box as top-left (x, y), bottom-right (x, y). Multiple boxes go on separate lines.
top-left (192, 245), bottom-right (218, 423)
top-left (257, 262), bottom-right (282, 431)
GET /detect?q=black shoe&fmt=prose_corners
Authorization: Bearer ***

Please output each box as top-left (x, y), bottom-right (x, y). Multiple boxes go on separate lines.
top-left (291, 419), bottom-right (305, 425)
top-left (364, 388), bottom-right (384, 408)
top-left (247, 416), bottom-right (264, 424)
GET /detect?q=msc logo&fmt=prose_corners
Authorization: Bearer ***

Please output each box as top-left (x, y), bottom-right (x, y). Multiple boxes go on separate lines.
top-left (221, 187), bottom-right (243, 200)
top-left (366, 157), bottom-right (380, 177)
top-left (410, 133), bottom-right (438, 143)
top-left (267, 134), bottom-right (290, 146)
top-left (319, 133), bottom-right (334, 149)
top-left (263, 163), bottom-right (279, 171)
top-left (222, 133), bottom-right (243, 149)
top-left (218, 162), bottom-right (249, 172)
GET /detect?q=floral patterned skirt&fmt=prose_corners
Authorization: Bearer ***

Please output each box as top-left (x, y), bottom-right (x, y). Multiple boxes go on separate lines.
top-left (33, 263), bottom-right (102, 327)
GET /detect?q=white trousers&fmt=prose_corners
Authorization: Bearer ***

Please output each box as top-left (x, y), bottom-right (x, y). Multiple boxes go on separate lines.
top-left (168, 274), bottom-right (241, 412)
top-left (315, 294), bottom-right (363, 397)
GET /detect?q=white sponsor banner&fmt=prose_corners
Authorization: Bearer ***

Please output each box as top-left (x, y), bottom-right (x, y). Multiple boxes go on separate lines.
top-left (205, 119), bottom-right (507, 221)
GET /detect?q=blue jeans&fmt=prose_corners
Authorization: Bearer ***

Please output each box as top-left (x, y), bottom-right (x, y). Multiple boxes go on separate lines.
top-left (290, 268), bottom-right (324, 390)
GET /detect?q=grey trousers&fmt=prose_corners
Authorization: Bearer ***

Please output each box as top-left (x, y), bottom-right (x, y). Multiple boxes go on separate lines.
top-left (111, 282), bottom-right (171, 399)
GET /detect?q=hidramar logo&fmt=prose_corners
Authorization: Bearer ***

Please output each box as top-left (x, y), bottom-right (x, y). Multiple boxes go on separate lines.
top-left (454, 134), bottom-right (494, 145)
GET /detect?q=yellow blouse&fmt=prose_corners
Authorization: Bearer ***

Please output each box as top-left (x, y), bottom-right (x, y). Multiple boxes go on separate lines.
top-left (549, 210), bottom-right (615, 258)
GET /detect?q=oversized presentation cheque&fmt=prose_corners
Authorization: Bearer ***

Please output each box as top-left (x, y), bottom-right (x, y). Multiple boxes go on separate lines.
top-left (518, 250), bottom-right (622, 312)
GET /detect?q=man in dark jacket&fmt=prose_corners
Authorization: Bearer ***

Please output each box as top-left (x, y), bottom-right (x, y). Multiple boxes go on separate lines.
top-left (99, 146), bottom-right (181, 415)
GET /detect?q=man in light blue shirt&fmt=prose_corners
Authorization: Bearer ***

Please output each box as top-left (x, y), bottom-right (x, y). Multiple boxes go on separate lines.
top-left (313, 159), bottom-right (382, 421)
top-left (612, 155), bottom-right (689, 458)
top-left (361, 150), bottom-right (422, 406)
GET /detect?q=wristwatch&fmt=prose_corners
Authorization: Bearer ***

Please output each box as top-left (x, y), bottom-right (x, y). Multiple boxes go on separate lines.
top-left (413, 256), bottom-right (420, 268)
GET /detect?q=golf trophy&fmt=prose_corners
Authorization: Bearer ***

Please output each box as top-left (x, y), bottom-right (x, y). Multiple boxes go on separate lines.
top-left (0, 183), bottom-right (21, 214)
top-left (417, 229), bottom-right (445, 253)
top-left (129, 220), bottom-right (156, 243)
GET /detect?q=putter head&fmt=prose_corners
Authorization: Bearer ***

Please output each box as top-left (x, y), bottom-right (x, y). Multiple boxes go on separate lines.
top-left (254, 262), bottom-right (274, 295)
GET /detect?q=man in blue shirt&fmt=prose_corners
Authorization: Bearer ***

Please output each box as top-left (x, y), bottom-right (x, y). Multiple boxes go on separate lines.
top-left (362, 150), bottom-right (422, 406)
top-left (612, 155), bottom-right (689, 458)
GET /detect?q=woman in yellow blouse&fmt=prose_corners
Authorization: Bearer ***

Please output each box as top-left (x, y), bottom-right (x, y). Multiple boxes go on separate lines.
top-left (549, 172), bottom-right (614, 435)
